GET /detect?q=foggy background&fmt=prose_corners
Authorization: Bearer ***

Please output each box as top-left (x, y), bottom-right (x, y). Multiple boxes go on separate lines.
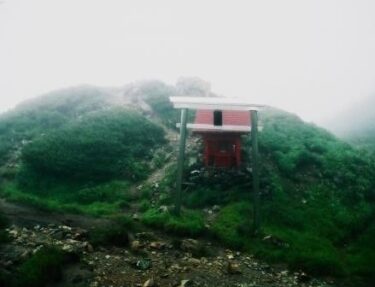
top-left (0, 0), bottom-right (374, 125)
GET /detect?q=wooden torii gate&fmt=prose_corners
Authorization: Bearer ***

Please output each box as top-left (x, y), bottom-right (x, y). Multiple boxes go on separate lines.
top-left (169, 96), bottom-right (264, 233)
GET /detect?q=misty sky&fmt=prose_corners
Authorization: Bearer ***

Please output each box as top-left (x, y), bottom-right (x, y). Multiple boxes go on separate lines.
top-left (0, 0), bottom-right (374, 124)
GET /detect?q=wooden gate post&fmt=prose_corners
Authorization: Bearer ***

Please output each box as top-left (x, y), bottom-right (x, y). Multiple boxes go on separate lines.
top-left (175, 108), bottom-right (188, 216)
top-left (251, 110), bottom-right (261, 234)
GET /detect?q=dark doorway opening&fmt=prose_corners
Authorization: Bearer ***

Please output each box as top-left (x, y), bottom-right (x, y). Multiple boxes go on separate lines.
top-left (213, 110), bottom-right (222, 126)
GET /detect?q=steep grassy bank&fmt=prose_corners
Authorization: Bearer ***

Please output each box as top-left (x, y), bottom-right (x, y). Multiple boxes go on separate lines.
top-left (0, 106), bottom-right (167, 216)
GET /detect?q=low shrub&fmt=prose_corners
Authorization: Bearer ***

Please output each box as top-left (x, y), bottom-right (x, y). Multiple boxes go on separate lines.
top-left (19, 108), bottom-right (166, 188)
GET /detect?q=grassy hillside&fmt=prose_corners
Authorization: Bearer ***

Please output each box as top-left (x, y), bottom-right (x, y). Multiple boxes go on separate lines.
top-left (0, 84), bottom-right (374, 286)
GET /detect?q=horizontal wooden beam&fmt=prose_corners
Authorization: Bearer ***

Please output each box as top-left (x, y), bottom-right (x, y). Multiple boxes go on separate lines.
top-left (176, 123), bottom-right (263, 132)
top-left (176, 123), bottom-right (250, 132)
top-left (170, 96), bottom-right (264, 111)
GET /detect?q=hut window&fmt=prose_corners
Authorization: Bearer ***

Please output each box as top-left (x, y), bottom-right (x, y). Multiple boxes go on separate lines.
top-left (213, 110), bottom-right (222, 126)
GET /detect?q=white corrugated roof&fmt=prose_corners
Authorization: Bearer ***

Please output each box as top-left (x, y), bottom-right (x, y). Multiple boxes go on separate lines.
top-left (169, 96), bottom-right (264, 111)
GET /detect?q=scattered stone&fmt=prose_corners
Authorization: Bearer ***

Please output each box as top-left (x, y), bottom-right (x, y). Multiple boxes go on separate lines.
top-left (187, 257), bottom-right (200, 266)
top-left (20, 250), bottom-right (31, 260)
top-left (158, 205), bottom-right (169, 213)
top-left (262, 234), bottom-right (290, 248)
top-left (8, 229), bottom-right (18, 238)
top-left (212, 205), bottom-right (220, 212)
top-left (62, 244), bottom-right (74, 253)
top-left (180, 239), bottom-right (199, 253)
top-left (135, 258), bottom-right (152, 270)
top-left (143, 277), bottom-right (155, 287)
top-left (179, 279), bottom-right (193, 287)
top-left (131, 240), bottom-right (142, 251)
top-left (200, 257), bottom-right (208, 264)
top-left (132, 213), bottom-right (140, 221)
top-left (297, 272), bottom-right (311, 283)
top-left (149, 241), bottom-right (166, 250)
top-left (227, 261), bottom-right (242, 274)
top-left (86, 243), bottom-right (94, 253)
top-left (61, 225), bottom-right (72, 231)
top-left (52, 230), bottom-right (64, 240)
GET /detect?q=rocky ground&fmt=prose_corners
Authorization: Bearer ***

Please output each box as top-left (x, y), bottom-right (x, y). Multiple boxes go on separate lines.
top-left (0, 220), bottom-right (336, 287)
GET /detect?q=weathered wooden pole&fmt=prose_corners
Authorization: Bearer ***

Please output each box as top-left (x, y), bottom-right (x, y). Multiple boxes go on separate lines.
top-left (251, 109), bottom-right (261, 234)
top-left (175, 108), bottom-right (188, 216)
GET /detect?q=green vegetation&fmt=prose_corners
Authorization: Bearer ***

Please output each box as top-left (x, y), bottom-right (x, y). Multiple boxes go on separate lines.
top-left (0, 246), bottom-right (76, 287)
top-left (0, 106), bottom-right (166, 216)
top-left (1, 181), bottom-right (131, 216)
top-left (211, 202), bottom-right (252, 249)
top-left (20, 108), bottom-right (165, 186)
top-left (0, 86), bottom-right (113, 166)
top-left (15, 247), bottom-right (76, 287)
top-left (142, 208), bottom-right (205, 236)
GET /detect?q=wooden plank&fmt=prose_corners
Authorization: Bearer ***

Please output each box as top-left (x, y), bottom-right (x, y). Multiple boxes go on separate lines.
top-left (251, 110), bottom-right (261, 234)
top-left (183, 123), bottom-right (251, 132)
top-left (176, 123), bottom-right (263, 132)
top-left (174, 108), bottom-right (188, 216)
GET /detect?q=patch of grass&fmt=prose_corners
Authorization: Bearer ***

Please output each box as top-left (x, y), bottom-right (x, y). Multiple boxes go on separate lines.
top-left (0, 182), bottom-right (125, 216)
top-left (184, 187), bottom-right (220, 208)
top-left (14, 246), bottom-right (77, 287)
top-left (253, 227), bottom-right (346, 276)
top-left (139, 199), bottom-right (151, 212)
top-left (211, 201), bottom-right (347, 277)
top-left (344, 223), bottom-right (375, 286)
top-left (74, 181), bottom-right (132, 204)
top-left (211, 202), bottom-right (252, 249)
top-left (142, 208), bottom-right (205, 236)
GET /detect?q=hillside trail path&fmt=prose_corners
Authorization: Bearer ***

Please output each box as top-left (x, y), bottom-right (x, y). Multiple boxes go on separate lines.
top-left (0, 198), bottom-right (110, 229)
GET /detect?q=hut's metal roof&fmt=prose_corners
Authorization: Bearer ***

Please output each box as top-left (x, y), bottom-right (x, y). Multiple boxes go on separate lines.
top-left (169, 96), bottom-right (263, 111)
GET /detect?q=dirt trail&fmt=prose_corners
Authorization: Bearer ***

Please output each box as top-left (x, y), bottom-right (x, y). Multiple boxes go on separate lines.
top-left (0, 198), bottom-right (110, 229)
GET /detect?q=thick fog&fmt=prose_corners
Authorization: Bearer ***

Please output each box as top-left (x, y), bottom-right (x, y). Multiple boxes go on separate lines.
top-left (0, 0), bottom-right (374, 125)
